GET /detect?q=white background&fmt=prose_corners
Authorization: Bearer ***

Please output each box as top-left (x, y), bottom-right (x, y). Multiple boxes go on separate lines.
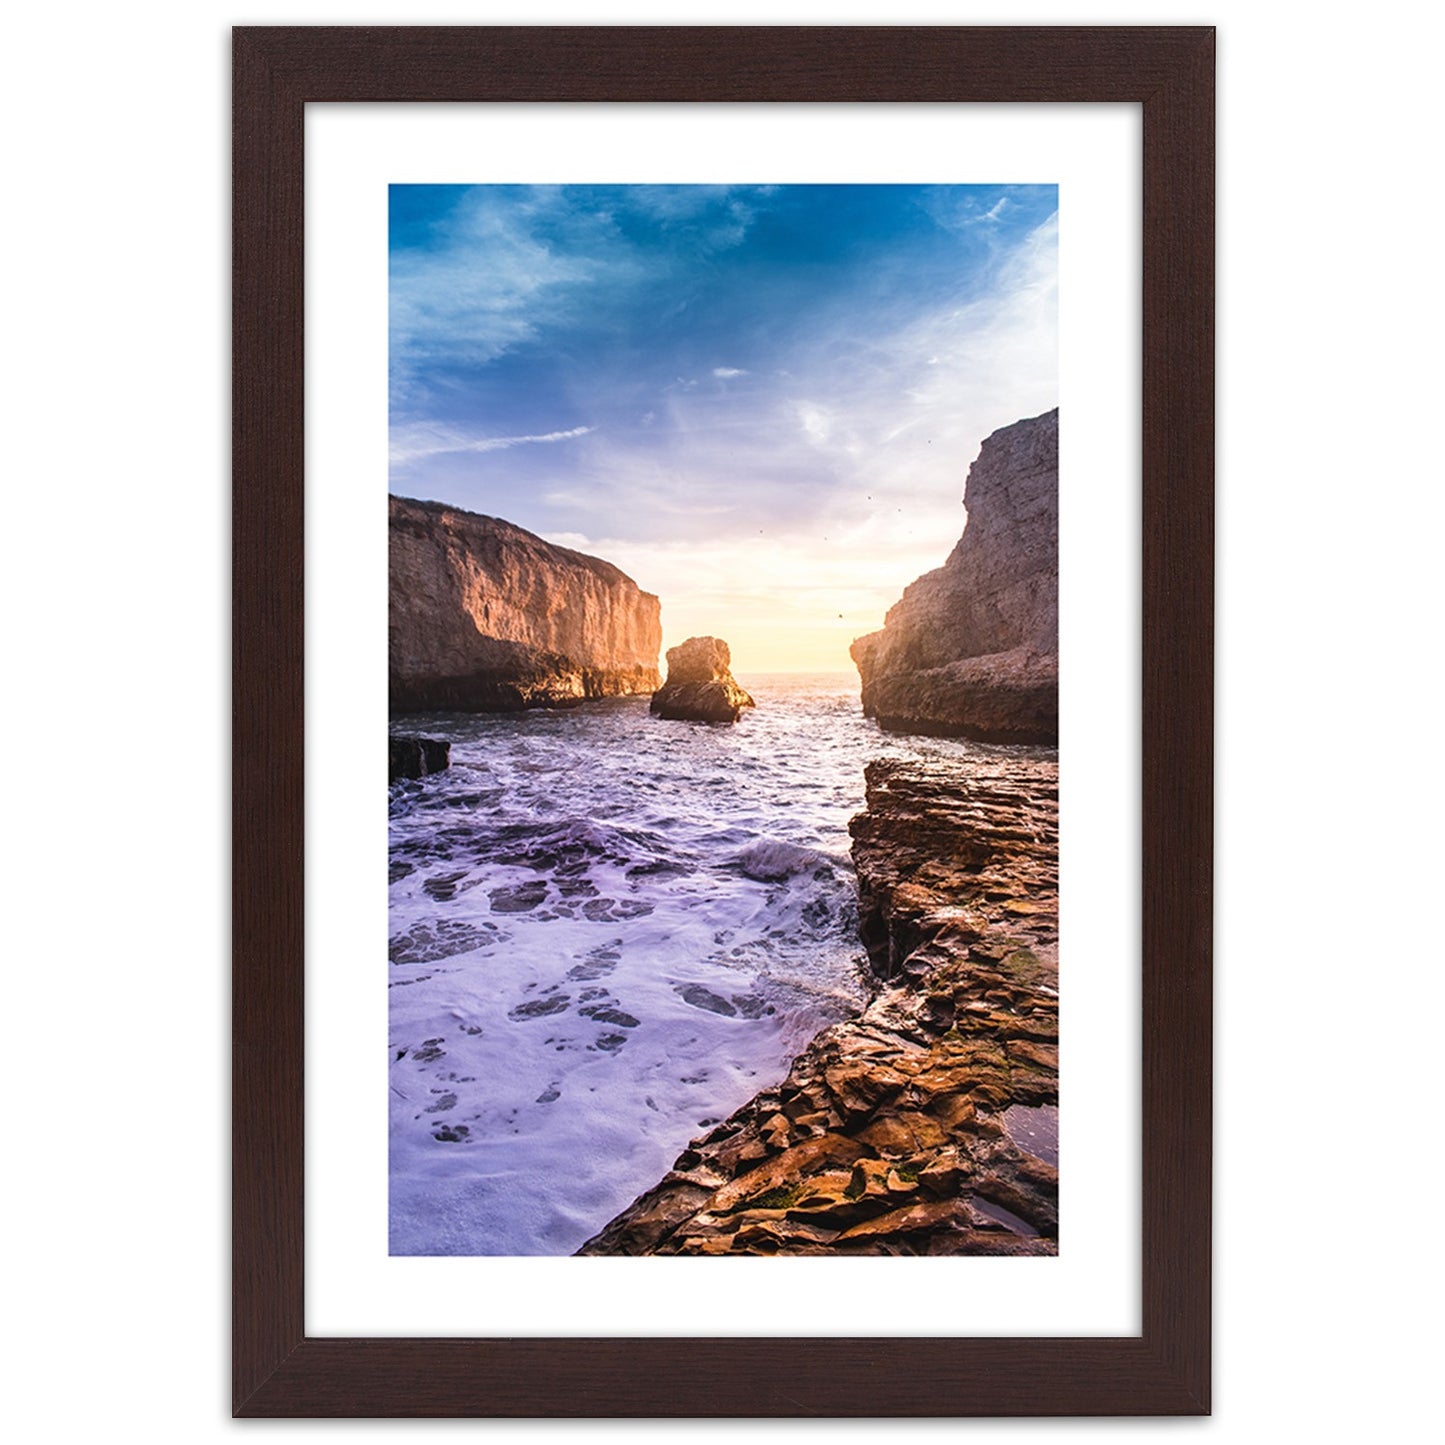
top-left (4, 0), bottom-right (1438, 1439)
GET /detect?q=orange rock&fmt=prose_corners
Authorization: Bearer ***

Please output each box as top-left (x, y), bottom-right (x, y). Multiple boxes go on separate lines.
top-left (919, 1149), bottom-right (970, 1195)
top-left (704, 1134), bottom-right (866, 1215)
top-left (856, 1111), bottom-right (949, 1156)
top-left (929, 1092), bottom-right (977, 1129)
top-left (835, 1198), bottom-right (968, 1241)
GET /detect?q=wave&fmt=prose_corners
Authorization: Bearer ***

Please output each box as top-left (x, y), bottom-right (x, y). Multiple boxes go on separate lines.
top-left (387, 676), bottom-right (992, 1254)
top-left (732, 838), bottom-right (842, 882)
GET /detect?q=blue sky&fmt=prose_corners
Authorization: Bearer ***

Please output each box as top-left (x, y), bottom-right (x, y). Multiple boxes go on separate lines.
top-left (390, 184), bottom-right (1057, 672)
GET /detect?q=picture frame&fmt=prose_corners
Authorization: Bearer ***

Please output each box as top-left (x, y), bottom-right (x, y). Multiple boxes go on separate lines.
top-left (233, 24), bottom-right (1213, 1418)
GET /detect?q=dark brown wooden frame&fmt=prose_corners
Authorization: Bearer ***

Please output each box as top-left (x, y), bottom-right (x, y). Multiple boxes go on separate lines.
top-left (233, 25), bottom-right (1213, 1418)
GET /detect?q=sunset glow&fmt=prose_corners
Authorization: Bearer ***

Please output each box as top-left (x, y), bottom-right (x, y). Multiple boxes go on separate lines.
top-left (390, 184), bottom-right (1058, 673)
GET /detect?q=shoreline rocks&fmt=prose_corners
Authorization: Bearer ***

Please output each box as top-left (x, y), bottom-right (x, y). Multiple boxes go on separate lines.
top-left (851, 409), bottom-right (1058, 744)
top-left (649, 636), bottom-right (755, 724)
top-left (388, 736), bottom-right (450, 783)
top-left (577, 753), bottom-right (1059, 1256)
top-left (390, 495), bottom-right (662, 713)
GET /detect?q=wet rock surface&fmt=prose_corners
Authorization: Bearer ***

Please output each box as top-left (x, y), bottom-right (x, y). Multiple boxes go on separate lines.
top-left (390, 495), bottom-right (662, 712)
top-left (650, 636), bottom-right (755, 724)
top-left (388, 736), bottom-right (451, 783)
top-left (851, 409), bottom-right (1058, 744)
top-left (578, 753), bottom-right (1059, 1256)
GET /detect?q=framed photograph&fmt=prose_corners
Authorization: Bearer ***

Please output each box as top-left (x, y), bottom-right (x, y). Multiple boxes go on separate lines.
top-left (234, 26), bottom-right (1212, 1416)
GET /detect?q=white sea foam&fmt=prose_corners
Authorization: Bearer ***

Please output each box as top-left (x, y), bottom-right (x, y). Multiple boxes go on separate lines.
top-left (388, 673), bottom-right (1027, 1255)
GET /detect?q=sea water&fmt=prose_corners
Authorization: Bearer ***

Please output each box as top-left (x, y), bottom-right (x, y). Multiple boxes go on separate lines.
top-left (388, 672), bottom-right (994, 1255)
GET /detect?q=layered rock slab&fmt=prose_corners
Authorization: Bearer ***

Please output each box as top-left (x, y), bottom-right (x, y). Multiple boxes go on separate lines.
top-left (390, 495), bottom-right (662, 712)
top-left (577, 753), bottom-right (1059, 1256)
top-left (649, 636), bottom-right (755, 724)
top-left (851, 408), bottom-right (1058, 743)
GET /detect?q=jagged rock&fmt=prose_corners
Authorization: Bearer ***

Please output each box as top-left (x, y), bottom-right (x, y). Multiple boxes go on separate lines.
top-left (649, 636), bottom-right (755, 724)
top-left (390, 495), bottom-right (662, 712)
top-left (577, 754), bottom-right (1059, 1256)
top-left (851, 409), bottom-right (1058, 743)
top-left (388, 736), bottom-right (450, 783)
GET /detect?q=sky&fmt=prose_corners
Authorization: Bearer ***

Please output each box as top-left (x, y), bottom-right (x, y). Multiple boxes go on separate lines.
top-left (390, 183), bottom-right (1057, 674)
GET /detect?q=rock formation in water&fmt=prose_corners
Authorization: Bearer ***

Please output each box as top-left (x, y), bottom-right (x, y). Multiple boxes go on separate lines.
top-left (578, 754), bottom-right (1059, 1256)
top-left (390, 495), bottom-right (662, 713)
top-left (649, 636), bottom-right (755, 724)
top-left (851, 408), bottom-right (1058, 743)
top-left (388, 736), bottom-right (450, 784)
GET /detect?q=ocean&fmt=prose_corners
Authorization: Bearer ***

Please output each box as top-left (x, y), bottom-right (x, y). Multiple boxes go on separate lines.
top-left (388, 672), bottom-right (1007, 1255)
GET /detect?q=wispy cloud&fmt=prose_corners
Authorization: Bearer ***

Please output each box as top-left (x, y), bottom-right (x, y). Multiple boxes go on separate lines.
top-left (390, 423), bottom-right (594, 467)
top-left (389, 194), bottom-right (613, 411)
top-left (795, 402), bottom-right (834, 445)
top-left (919, 186), bottom-right (1039, 234)
top-left (625, 186), bottom-right (763, 251)
top-left (390, 185), bottom-right (781, 413)
top-left (712, 366), bottom-right (748, 379)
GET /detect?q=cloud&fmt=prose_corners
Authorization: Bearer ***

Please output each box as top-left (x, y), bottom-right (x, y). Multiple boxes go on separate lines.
top-left (600, 212), bottom-right (1055, 596)
top-left (390, 423), bottom-right (594, 466)
top-left (389, 189), bottom-right (636, 411)
top-left (390, 188), bottom-right (1058, 667)
top-left (391, 185), bottom-right (792, 416)
top-left (624, 186), bottom-right (764, 252)
top-left (475, 209), bottom-right (1057, 561)
top-left (919, 186), bottom-right (1046, 235)
top-left (795, 402), bottom-right (834, 445)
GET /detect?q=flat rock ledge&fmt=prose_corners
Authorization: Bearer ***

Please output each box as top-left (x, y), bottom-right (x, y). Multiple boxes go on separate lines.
top-left (389, 736), bottom-right (450, 783)
top-left (577, 753), bottom-right (1059, 1256)
top-left (650, 636), bottom-right (755, 724)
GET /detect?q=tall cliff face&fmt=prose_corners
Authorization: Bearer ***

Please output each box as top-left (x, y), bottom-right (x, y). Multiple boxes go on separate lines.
top-left (851, 408), bottom-right (1058, 744)
top-left (390, 495), bottom-right (662, 712)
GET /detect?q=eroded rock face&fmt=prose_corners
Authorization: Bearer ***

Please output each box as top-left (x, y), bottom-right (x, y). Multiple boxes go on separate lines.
top-left (390, 495), bottom-right (662, 712)
top-left (851, 409), bottom-right (1058, 743)
top-left (388, 736), bottom-right (450, 783)
top-left (577, 754), bottom-right (1059, 1256)
top-left (649, 636), bottom-right (755, 724)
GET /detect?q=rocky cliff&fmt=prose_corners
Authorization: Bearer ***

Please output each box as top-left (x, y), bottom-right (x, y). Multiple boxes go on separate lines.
top-left (650, 636), bottom-right (755, 724)
top-left (390, 495), bottom-right (662, 712)
top-left (851, 408), bottom-right (1058, 743)
top-left (578, 754), bottom-right (1059, 1256)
